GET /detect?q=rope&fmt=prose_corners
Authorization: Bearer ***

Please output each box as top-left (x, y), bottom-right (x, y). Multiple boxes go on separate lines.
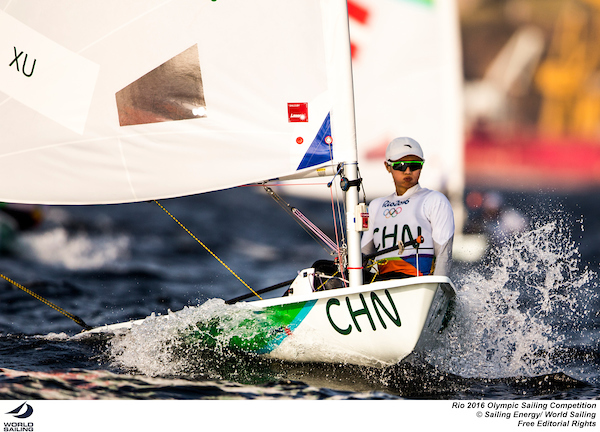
top-left (0, 273), bottom-right (92, 330)
top-left (329, 185), bottom-right (347, 285)
top-left (313, 269), bottom-right (350, 292)
top-left (263, 186), bottom-right (338, 255)
top-left (290, 208), bottom-right (338, 252)
top-left (153, 200), bottom-right (262, 300)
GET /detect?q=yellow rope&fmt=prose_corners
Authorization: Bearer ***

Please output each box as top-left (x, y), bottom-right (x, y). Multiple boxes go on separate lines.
top-left (364, 259), bottom-right (379, 283)
top-left (0, 273), bottom-right (91, 329)
top-left (313, 270), bottom-right (341, 292)
top-left (153, 200), bottom-right (262, 300)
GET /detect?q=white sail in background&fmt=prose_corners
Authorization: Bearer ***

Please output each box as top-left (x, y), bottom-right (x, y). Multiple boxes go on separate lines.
top-left (349, 0), bottom-right (464, 223)
top-left (0, 0), bottom-right (356, 205)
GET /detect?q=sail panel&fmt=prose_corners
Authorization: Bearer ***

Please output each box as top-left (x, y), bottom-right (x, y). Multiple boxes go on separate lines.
top-left (297, 113), bottom-right (332, 170)
top-left (0, 0), bottom-right (347, 204)
top-left (0, 11), bottom-right (100, 135)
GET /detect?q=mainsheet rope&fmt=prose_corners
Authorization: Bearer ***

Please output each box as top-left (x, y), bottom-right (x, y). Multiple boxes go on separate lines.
top-left (153, 200), bottom-right (262, 300)
top-left (0, 273), bottom-right (92, 330)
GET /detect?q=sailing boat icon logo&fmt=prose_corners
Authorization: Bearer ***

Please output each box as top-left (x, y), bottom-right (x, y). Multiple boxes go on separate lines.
top-left (6, 402), bottom-right (33, 419)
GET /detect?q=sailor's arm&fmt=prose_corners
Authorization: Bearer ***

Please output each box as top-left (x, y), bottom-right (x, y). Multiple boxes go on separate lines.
top-left (433, 236), bottom-right (453, 276)
top-left (425, 192), bottom-right (455, 276)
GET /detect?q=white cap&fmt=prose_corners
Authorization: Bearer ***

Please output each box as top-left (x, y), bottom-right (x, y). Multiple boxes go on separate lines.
top-left (385, 137), bottom-right (425, 162)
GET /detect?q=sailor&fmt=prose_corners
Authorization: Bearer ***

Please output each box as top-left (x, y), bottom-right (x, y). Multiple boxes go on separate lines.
top-left (361, 137), bottom-right (454, 280)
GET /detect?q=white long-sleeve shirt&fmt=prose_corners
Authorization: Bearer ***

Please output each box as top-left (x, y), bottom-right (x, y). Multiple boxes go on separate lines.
top-left (361, 184), bottom-right (454, 276)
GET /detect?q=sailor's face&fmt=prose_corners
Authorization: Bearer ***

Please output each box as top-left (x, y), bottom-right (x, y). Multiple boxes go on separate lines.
top-left (385, 155), bottom-right (422, 195)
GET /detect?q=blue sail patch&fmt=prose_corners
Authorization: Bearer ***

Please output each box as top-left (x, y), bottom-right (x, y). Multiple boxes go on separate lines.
top-left (297, 113), bottom-right (332, 170)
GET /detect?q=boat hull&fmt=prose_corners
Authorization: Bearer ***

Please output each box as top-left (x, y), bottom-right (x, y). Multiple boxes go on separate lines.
top-left (86, 276), bottom-right (455, 368)
top-left (245, 276), bottom-right (455, 367)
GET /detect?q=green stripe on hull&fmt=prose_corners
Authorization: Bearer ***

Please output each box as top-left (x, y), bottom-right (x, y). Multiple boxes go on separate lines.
top-left (184, 300), bottom-right (317, 354)
top-left (257, 299), bottom-right (316, 353)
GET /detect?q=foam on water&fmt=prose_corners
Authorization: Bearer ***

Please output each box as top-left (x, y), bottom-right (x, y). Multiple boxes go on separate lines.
top-left (423, 219), bottom-right (598, 379)
top-left (18, 227), bottom-right (130, 270)
top-left (106, 218), bottom-right (598, 383)
top-left (108, 299), bottom-right (269, 379)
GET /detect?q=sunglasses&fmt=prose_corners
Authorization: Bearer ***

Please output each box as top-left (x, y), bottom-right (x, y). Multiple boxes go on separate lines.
top-left (388, 160), bottom-right (424, 172)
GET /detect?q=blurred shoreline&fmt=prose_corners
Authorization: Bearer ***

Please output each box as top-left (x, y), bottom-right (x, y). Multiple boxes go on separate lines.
top-left (460, 0), bottom-right (600, 191)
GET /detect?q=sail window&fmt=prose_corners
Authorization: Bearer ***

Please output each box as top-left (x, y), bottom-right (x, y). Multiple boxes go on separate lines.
top-left (116, 44), bottom-right (206, 127)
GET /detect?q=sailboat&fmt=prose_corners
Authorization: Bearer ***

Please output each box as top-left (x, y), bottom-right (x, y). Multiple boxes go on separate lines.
top-left (0, 0), bottom-right (455, 367)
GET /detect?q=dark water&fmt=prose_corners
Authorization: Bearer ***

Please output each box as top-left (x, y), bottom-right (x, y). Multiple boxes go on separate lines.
top-left (0, 187), bottom-right (599, 400)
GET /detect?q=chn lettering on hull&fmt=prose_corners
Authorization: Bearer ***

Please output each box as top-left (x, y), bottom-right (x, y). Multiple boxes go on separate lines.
top-left (325, 289), bottom-right (401, 335)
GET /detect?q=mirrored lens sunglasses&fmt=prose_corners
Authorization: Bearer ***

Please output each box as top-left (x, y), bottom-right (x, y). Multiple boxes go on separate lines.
top-left (388, 160), bottom-right (424, 172)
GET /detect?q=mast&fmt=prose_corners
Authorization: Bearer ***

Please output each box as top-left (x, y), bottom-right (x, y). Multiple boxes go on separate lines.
top-left (345, 163), bottom-right (363, 287)
top-left (326, 0), bottom-right (363, 286)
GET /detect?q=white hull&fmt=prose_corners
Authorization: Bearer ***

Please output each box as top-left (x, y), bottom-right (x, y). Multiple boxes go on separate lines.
top-left (85, 275), bottom-right (455, 368)
top-left (257, 275), bottom-right (455, 367)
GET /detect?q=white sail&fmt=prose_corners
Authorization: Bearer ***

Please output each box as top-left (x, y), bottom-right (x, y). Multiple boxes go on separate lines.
top-left (350, 0), bottom-right (464, 224)
top-left (0, 0), bottom-right (357, 205)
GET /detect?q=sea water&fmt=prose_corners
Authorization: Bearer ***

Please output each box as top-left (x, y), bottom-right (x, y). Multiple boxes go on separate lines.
top-left (0, 188), bottom-right (599, 399)
top-left (425, 219), bottom-right (598, 383)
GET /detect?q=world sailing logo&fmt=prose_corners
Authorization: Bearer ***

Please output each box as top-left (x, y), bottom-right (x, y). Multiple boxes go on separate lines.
top-left (5, 402), bottom-right (33, 419)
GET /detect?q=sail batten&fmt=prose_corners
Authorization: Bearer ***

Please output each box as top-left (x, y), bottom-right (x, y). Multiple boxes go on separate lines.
top-left (0, 0), bottom-right (355, 205)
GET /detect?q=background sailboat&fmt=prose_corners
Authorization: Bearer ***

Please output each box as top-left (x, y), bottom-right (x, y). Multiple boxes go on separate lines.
top-left (350, 0), bottom-right (464, 212)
